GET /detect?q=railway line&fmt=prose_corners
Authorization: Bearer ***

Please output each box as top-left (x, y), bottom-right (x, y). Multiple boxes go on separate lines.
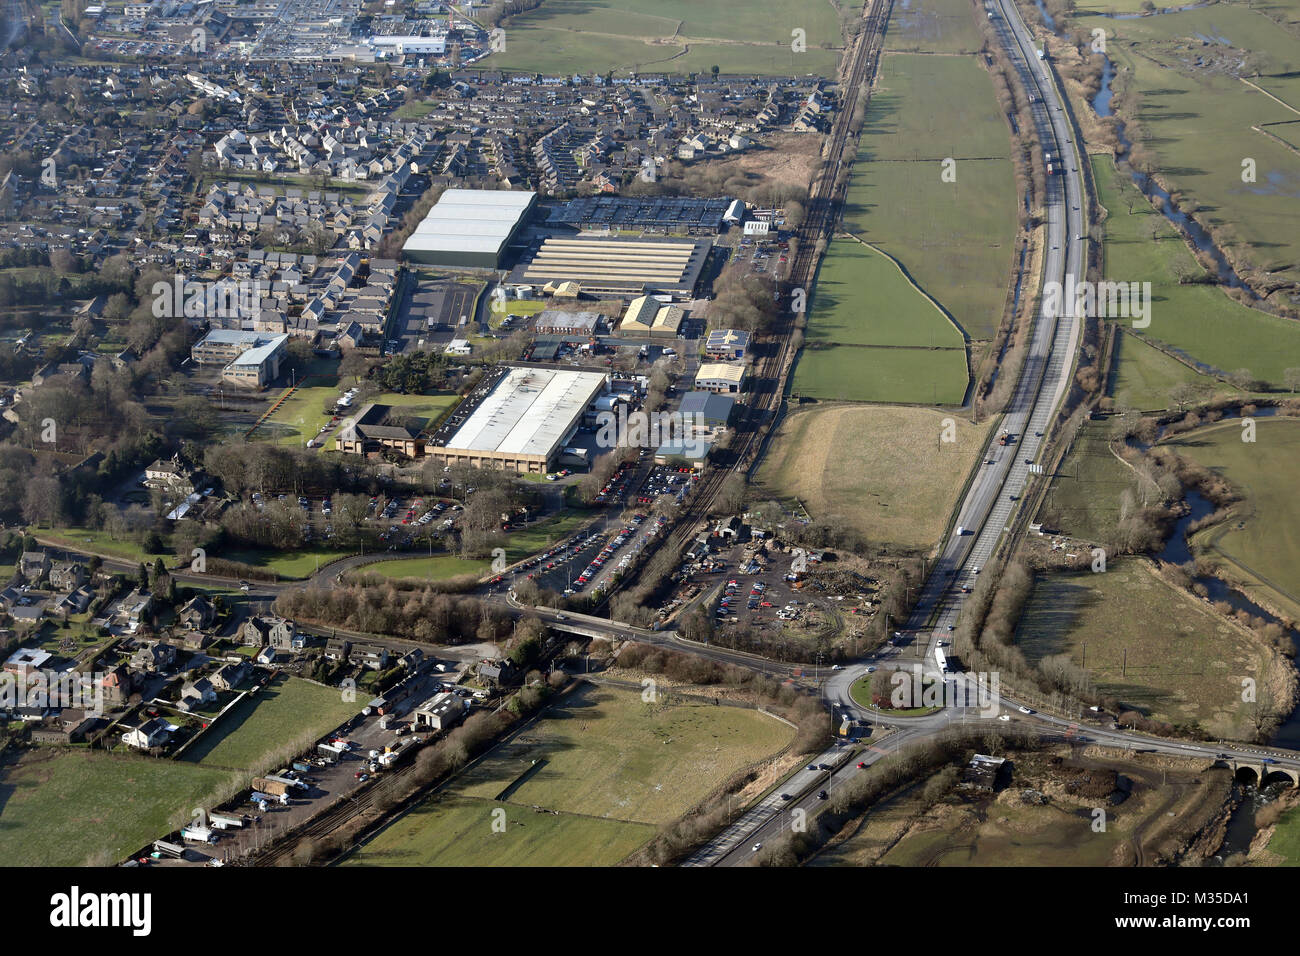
top-left (612, 0), bottom-right (892, 590)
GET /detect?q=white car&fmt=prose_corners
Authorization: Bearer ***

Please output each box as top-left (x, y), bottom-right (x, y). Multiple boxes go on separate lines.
top-left (1018, 706), bottom-right (1033, 715)
top-left (998, 714), bottom-right (1011, 721)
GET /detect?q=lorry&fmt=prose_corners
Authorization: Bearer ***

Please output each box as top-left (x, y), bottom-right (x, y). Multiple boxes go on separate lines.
top-left (208, 813), bottom-right (246, 830)
top-left (998, 430), bottom-right (1015, 446)
top-left (317, 741), bottom-right (346, 760)
top-left (291, 761), bottom-right (313, 773)
top-left (250, 790), bottom-right (289, 806)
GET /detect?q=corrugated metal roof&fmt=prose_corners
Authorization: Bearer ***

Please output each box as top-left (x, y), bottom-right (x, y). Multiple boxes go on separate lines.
top-left (445, 366), bottom-right (607, 459)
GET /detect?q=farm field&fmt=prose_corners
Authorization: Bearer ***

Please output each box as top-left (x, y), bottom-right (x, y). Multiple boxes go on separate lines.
top-left (182, 675), bottom-right (362, 770)
top-left (0, 750), bottom-right (234, 866)
top-left (483, 0), bottom-right (843, 77)
top-left (1091, 4), bottom-right (1300, 301)
top-left (1107, 329), bottom-right (1235, 412)
top-left (342, 792), bottom-right (654, 866)
top-left (846, 49), bottom-right (1017, 342)
top-left (757, 404), bottom-right (991, 551)
top-left (1092, 155), bottom-right (1300, 386)
top-left (1163, 417), bottom-right (1300, 619)
top-left (791, 343), bottom-right (970, 404)
top-left (884, 0), bottom-right (983, 53)
top-left (345, 683), bottom-right (793, 866)
top-left (1015, 561), bottom-right (1282, 740)
top-left (804, 238), bottom-right (964, 349)
top-left (1035, 420), bottom-right (1139, 542)
top-left (1262, 804), bottom-right (1300, 865)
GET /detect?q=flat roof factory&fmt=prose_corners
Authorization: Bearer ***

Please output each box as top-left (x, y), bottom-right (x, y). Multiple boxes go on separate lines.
top-left (428, 365), bottom-right (609, 473)
top-left (507, 235), bottom-right (711, 300)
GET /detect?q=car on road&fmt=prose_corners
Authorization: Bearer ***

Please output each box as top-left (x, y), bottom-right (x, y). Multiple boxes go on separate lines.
top-left (239, 581), bottom-right (250, 591)
top-left (857, 761), bottom-right (867, 769)
top-left (555, 613), bottom-right (568, 620)
top-left (866, 665), bottom-right (876, 673)
top-left (752, 843), bottom-right (762, 852)
top-left (807, 764), bottom-right (818, 771)
top-left (780, 793), bottom-right (792, 801)
top-left (1018, 706), bottom-right (1033, 714)
top-left (818, 790), bottom-right (829, 800)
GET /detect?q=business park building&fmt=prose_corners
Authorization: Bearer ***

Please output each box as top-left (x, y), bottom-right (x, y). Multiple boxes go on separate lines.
top-left (401, 188), bottom-right (538, 269)
top-left (426, 365), bottom-right (609, 474)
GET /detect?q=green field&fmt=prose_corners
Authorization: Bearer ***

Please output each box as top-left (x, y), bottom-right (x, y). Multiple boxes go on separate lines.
top-left (757, 404), bottom-right (990, 551)
top-left (792, 344), bottom-right (969, 404)
top-left (1036, 420), bottom-right (1141, 542)
top-left (842, 48), bottom-right (1018, 344)
top-left (884, 0), bottom-right (984, 53)
top-left (0, 750), bottom-right (234, 866)
top-left (1108, 329), bottom-right (1234, 412)
top-left (225, 547), bottom-right (352, 579)
top-left (483, 0), bottom-right (844, 76)
top-left (1016, 561), bottom-right (1279, 739)
top-left (804, 239), bottom-right (965, 349)
top-left (1164, 417), bottom-right (1300, 619)
top-left (342, 792), bottom-right (653, 866)
top-left (36, 527), bottom-right (158, 564)
top-left (1092, 4), bottom-right (1300, 301)
top-left (345, 683), bottom-right (794, 865)
top-left (261, 381), bottom-right (341, 447)
top-left (182, 676), bottom-right (362, 770)
top-left (361, 554), bottom-right (491, 580)
top-left (1093, 155), bottom-right (1300, 385)
top-left (1265, 804), bottom-right (1300, 865)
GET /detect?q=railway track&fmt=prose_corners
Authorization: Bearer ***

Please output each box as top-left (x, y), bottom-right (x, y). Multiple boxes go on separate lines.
top-left (611, 0), bottom-right (892, 588)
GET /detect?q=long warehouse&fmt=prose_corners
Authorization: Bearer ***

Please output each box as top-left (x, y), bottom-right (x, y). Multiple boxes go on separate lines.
top-left (401, 188), bottom-right (538, 269)
top-left (508, 235), bottom-right (711, 299)
top-left (429, 366), bottom-right (609, 473)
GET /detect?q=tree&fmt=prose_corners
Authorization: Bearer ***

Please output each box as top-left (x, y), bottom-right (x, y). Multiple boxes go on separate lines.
top-left (1284, 367), bottom-right (1300, 394)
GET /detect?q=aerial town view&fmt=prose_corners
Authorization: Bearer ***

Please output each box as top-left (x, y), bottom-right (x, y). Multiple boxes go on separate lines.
top-left (0, 0), bottom-right (1297, 927)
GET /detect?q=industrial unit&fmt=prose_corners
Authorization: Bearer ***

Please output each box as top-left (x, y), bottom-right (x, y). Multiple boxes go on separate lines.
top-left (401, 188), bottom-right (538, 269)
top-left (428, 366), bottom-right (609, 473)
top-left (694, 361), bottom-right (747, 394)
top-left (616, 295), bottom-right (684, 337)
top-left (508, 236), bottom-right (711, 300)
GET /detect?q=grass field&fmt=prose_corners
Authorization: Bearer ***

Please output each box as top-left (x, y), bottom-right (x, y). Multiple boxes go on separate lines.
top-left (1016, 561), bottom-right (1278, 739)
top-left (261, 381), bottom-right (341, 447)
top-left (345, 683), bottom-right (793, 865)
top-left (804, 239), bottom-right (965, 349)
top-left (1108, 329), bottom-right (1234, 412)
top-left (1164, 417), bottom-right (1300, 619)
top-left (791, 344), bottom-right (970, 404)
top-left (842, 49), bottom-right (1018, 343)
top-left (182, 676), bottom-right (362, 770)
top-left (341, 792), bottom-right (654, 866)
top-left (757, 404), bottom-right (991, 551)
top-left (1264, 804), bottom-right (1300, 865)
top-left (1036, 420), bottom-right (1142, 541)
top-left (361, 554), bottom-right (491, 580)
top-left (1093, 4), bottom-right (1300, 300)
top-left (885, 0), bottom-right (984, 53)
top-left (1093, 155), bottom-right (1300, 386)
top-left (0, 750), bottom-right (234, 866)
top-left (483, 0), bottom-right (843, 76)
top-left (225, 547), bottom-right (352, 579)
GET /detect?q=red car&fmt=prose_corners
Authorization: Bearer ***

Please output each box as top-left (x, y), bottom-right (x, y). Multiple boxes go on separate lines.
top-left (856, 762), bottom-right (867, 769)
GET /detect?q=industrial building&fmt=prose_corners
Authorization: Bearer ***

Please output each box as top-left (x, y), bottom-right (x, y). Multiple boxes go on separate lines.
top-left (401, 188), bottom-right (538, 269)
top-left (546, 196), bottom-right (735, 234)
top-left (704, 328), bottom-right (751, 361)
top-left (191, 329), bottom-right (288, 389)
top-left (334, 403), bottom-right (425, 458)
top-left (695, 362), bottom-right (747, 394)
top-left (679, 391), bottom-right (737, 433)
top-left (429, 366), bottom-right (609, 473)
top-left (616, 295), bottom-right (684, 338)
top-left (508, 236), bottom-right (711, 300)
top-left (534, 309), bottom-right (603, 337)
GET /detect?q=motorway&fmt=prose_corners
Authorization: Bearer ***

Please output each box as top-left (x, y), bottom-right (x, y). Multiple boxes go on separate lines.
top-left (683, 0), bottom-right (1298, 866)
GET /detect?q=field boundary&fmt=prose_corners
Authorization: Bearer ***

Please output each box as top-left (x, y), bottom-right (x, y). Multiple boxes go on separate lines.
top-left (839, 229), bottom-right (968, 343)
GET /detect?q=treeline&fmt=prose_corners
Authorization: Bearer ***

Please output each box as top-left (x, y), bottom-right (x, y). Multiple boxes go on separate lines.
top-left (274, 583), bottom-right (515, 645)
